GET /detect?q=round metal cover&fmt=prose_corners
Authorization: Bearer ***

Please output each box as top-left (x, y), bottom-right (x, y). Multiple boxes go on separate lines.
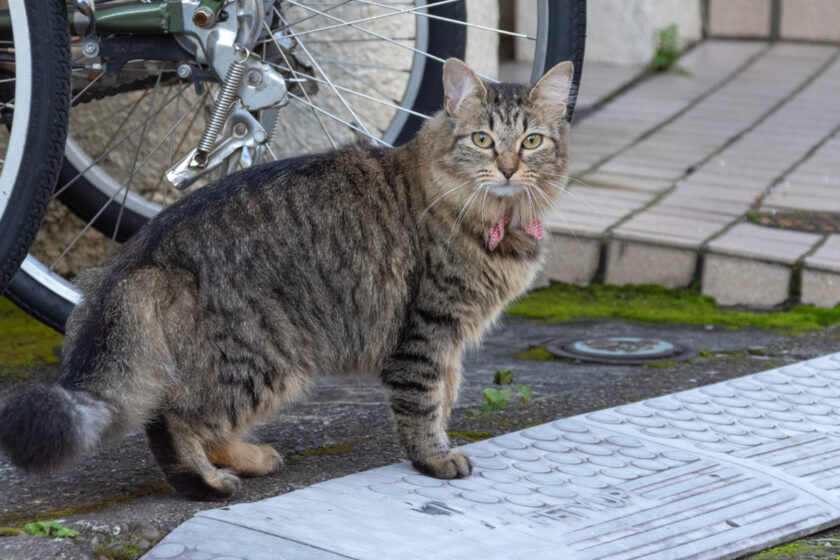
top-left (546, 337), bottom-right (696, 365)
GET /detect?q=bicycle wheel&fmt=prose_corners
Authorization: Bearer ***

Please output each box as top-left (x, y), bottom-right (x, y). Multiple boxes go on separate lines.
top-left (9, 0), bottom-right (586, 332)
top-left (0, 0), bottom-right (70, 293)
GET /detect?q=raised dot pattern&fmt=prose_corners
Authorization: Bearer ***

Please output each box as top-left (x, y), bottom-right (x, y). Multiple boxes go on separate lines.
top-left (585, 359), bottom-right (840, 495)
top-left (366, 419), bottom-right (701, 516)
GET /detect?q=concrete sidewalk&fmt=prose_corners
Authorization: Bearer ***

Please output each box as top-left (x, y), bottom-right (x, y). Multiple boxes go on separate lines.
top-left (543, 40), bottom-right (840, 309)
top-left (144, 351), bottom-right (840, 560)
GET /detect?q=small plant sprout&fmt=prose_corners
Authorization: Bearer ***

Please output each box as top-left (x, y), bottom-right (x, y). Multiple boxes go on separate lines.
top-left (473, 369), bottom-right (533, 414)
top-left (493, 369), bottom-right (514, 385)
top-left (650, 24), bottom-right (689, 75)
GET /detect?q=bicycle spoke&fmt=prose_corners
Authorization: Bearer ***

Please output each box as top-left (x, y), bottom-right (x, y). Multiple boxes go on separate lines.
top-left (108, 71), bottom-right (164, 256)
top-left (264, 21), bottom-right (338, 148)
top-left (288, 92), bottom-right (390, 146)
top-left (276, 8), bottom-right (373, 136)
top-left (355, 0), bottom-right (535, 39)
top-left (161, 91), bottom-right (183, 207)
top-left (70, 71), bottom-right (105, 105)
top-left (279, 106), bottom-right (317, 150)
top-left (52, 83), bottom-right (194, 199)
top-left (279, 0), bottom-right (459, 40)
top-left (283, 0), bottom-right (354, 27)
top-left (71, 94), bottom-right (151, 137)
top-left (268, 62), bottom-right (428, 120)
top-left (304, 58), bottom-right (409, 107)
top-left (300, 36), bottom-right (414, 43)
top-left (312, 57), bottom-right (409, 73)
top-left (280, 0), bottom-right (496, 82)
top-left (50, 87), bottom-right (207, 271)
top-left (90, 90), bottom-right (152, 159)
top-left (171, 90), bottom-right (211, 159)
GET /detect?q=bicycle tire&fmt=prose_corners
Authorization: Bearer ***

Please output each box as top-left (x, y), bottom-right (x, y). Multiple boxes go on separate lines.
top-left (10, 0), bottom-right (587, 333)
top-left (0, 0), bottom-right (71, 293)
top-left (542, 0), bottom-right (586, 122)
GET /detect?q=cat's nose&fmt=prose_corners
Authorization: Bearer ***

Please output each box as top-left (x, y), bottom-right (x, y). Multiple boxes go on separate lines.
top-left (498, 157), bottom-right (519, 179)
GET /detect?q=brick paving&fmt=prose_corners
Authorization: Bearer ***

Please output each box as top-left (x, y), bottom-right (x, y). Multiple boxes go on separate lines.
top-left (544, 40), bottom-right (840, 307)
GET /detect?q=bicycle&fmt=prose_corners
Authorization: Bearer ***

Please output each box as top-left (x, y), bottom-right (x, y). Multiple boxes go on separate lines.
top-left (0, 0), bottom-right (586, 332)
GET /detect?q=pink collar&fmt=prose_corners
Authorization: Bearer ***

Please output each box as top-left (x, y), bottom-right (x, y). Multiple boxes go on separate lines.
top-left (488, 213), bottom-right (543, 251)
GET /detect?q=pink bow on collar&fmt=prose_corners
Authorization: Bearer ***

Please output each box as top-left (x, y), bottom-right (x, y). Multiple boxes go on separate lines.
top-left (488, 213), bottom-right (543, 251)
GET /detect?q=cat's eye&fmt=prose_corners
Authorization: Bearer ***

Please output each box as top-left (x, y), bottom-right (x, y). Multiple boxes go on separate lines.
top-left (472, 132), bottom-right (493, 148)
top-left (522, 134), bottom-right (543, 149)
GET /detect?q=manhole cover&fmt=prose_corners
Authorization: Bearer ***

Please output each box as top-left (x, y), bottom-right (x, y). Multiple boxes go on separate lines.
top-left (546, 337), bottom-right (696, 365)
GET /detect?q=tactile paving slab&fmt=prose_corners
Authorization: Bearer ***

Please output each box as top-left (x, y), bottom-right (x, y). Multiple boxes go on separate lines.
top-left (143, 354), bottom-right (840, 560)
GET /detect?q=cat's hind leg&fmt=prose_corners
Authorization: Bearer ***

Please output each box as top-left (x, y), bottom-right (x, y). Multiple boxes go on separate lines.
top-left (207, 440), bottom-right (282, 477)
top-left (145, 413), bottom-right (241, 501)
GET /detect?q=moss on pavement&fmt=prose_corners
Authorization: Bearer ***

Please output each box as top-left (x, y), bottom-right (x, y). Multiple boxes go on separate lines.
top-left (749, 537), bottom-right (840, 559)
top-left (0, 297), bottom-right (63, 381)
top-left (515, 346), bottom-right (555, 361)
top-left (507, 283), bottom-right (840, 334)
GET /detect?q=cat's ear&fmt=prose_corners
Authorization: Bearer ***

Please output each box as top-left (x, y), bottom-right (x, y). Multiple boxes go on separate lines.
top-left (531, 61), bottom-right (574, 115)
top-left (443, 58), bottom-right (486, 115)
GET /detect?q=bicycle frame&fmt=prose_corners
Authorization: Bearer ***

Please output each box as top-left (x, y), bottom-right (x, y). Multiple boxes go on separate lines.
top-left (0, 1), bottom-right (189, 39)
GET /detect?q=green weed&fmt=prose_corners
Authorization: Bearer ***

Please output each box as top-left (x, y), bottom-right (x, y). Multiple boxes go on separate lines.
top-left (22, 521), bottom-right (78, 538)
top-left (472, 369), bottom-right (532, 414)
top-left (650, 24), bottom-right (686, 73)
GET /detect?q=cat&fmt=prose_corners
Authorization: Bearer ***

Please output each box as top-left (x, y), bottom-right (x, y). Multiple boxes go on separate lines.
top-left (0, 58), bottom-right (573, 501)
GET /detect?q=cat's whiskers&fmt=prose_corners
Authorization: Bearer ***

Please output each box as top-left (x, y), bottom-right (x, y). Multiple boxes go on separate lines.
top-left (519, 182), bottom-right (565, 252)
top-left (523, 183), bottom-right (537, 226)
top-left (524, 182), bottom-right (549, 217)
top-left (419, 179), bottom-right (472, 224)
top-left (447, 184), bottom-right (484, 245)
top-left (540, 171), bottom-right (598, 194)
top-left (538, 170), bottom-right (572, 183)
top-left (566, 176), bottom-right (594, 188)
top-left (542, 172), bottom-right (595, 191)
top-left (536, 175), bottom-right (605, 218)
top-left (479, 181), bottom-right (492, 231)
top-left (529, 182), bottom-right (582, 248)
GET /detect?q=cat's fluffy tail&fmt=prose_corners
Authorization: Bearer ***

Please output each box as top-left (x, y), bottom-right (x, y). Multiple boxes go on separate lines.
top-left (0, 265), bottom-right (174, 474)
top-left (0, 384), bottom-right (114, 474)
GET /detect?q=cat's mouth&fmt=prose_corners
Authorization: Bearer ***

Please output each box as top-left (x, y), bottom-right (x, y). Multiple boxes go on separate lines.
top-left (485, 180), bottom-right (521, 197)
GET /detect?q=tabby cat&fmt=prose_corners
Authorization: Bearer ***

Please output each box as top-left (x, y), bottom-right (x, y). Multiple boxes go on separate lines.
top-left (0, 58), bottom-right (573, 500)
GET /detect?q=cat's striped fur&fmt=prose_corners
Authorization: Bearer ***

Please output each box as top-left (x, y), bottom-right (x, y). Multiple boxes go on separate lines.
top-left (0, 59), bottom-right (573, 500)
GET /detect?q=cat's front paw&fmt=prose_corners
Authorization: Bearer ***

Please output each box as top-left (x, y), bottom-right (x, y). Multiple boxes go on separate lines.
top-left (412, 449), bottom-right (473, 479)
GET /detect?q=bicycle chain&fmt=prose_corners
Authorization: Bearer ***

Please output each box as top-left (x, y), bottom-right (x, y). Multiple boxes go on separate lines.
top-left (71, 75), bottom-right (182, 106)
